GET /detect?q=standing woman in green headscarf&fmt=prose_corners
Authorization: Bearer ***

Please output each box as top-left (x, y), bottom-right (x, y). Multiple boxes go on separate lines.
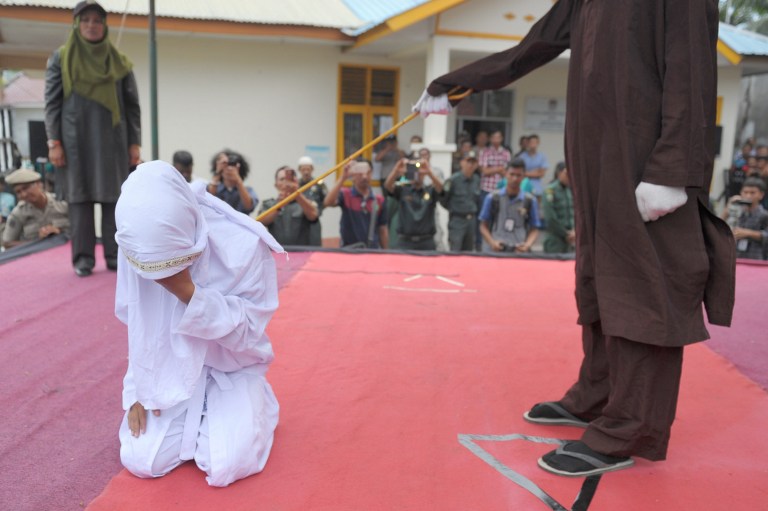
top-left (45, 1), bottom-right (141, 277)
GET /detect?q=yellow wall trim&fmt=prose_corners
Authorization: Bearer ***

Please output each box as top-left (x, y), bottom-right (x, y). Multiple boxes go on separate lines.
top-left (717, 39), bottom-right (743, 65)
top-left (433, 28), bottom-right (524, 42)
top-left (716, 96), bottom-right (723, 126)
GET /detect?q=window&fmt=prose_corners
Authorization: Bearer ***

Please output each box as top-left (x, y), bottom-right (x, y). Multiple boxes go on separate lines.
top-left (455, 90), bottom-right (514, 148)
top-left (337, 65), bottom-right (399, 166)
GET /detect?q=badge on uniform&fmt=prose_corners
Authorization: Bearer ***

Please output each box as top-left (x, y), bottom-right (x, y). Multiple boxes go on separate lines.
top-left (504, 219), bottom-right (515, 232)
top-left (424, 193), bottom-right (430, 201)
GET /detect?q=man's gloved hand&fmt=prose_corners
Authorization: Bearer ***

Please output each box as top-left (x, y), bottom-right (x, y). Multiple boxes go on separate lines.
top-left (634, 181), bottom-right (688, 222)
top-left (412, 89), bottom-right (452, 118)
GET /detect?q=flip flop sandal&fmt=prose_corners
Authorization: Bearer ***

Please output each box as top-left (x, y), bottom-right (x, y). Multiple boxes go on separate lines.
top-left (523, 401), bottom-right (589, 428)
top-left (538, 441), bottom-right (635, 477)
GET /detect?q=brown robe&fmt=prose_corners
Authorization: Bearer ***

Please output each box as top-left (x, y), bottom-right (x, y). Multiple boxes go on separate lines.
top-left (429, 0), bottom-right (735, 347)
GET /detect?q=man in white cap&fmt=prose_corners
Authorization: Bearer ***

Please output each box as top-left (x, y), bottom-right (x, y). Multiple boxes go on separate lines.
top-left (2, 168), bottom-right (69, 250)
top-left (297, 155), bottom-right (327, 246)
top-left (115, 160), bottom-right (281, 487)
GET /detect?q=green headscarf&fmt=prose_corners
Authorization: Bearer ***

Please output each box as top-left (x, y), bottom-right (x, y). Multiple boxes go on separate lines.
top-left (60, 15), bottom-right (133, 126)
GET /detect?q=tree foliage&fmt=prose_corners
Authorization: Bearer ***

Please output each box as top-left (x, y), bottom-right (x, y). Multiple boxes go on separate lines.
top-left (719, 0), bottom-right (768, 33)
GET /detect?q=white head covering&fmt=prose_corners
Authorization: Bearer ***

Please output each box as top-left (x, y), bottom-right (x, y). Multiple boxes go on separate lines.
top-left (114, 160), bottom-right (282, 410)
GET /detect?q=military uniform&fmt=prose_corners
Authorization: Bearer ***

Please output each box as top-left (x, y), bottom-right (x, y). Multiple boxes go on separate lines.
top-left (391, 183), bottom-right (439, 250)
top-left (258, 198), bottom-right (314, 246)
top-left (2, 192), bottom-right (70, 245)
top-left (542, 181), bottom-right (575, 253)
top-left (300, 178), bottom-right (327, 247)
top-left (440, 172), bottom-right (481, 251)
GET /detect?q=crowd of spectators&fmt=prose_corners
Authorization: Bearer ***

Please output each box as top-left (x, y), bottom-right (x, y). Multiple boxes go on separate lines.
top-left (4, 130), bottom-right (763, 261)
top-left (161, 132), bottom-right (574, 255)
top-left (724, 139), bottom-right (768, 260)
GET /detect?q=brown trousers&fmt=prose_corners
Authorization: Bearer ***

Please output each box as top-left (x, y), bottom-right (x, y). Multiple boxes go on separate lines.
top-left (560, 322), bottom-right (684, 461)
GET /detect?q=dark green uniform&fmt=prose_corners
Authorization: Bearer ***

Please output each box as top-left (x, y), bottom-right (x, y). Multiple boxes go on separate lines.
top-left (391, 183), bottom-right (439, 250)
top-left (542, 180), bottom-right (574, 253)
top-left (440, 172), bottom-right (481, 251)
top-left (300, 179), bottom-right (327, 247)
top-left (259, 199), bottom-right (313, 246)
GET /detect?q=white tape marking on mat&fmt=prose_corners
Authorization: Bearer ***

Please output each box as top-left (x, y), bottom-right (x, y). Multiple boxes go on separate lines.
top-left (436, 275), bottom-right (465, 287)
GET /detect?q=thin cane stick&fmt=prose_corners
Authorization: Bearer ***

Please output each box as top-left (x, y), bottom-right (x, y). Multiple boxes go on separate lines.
top-left (255, 87), bottom-right (473, 222)
top-left (115, 0), bottom-right (131, 48)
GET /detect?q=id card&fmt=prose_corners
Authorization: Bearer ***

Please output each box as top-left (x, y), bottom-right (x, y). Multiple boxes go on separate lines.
top-left (736, 239), bottom-right (749, 252)
top-left (504, 219), bottom-right (515, 232)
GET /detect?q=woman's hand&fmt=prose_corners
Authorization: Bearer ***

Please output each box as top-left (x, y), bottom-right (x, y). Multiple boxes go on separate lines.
top-left (127, 401), bottom-right (161, 437)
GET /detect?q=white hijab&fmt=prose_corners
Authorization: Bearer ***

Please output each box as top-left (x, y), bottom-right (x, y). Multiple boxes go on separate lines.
top-left (115, 160), bottom-right (282, 410)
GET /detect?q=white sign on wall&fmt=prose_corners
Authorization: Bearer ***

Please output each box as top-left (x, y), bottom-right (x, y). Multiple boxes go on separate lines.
top-left (524, 97), bottom-right (566, 132)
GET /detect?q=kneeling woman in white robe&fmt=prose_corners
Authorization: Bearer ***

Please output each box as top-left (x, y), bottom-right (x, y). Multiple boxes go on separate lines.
top-left (114, 160), bottom-right (282, 487)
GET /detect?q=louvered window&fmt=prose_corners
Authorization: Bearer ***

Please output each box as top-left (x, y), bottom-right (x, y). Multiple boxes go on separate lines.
top-left (340, 67), bottom-right (367, 105)
top-left (337, 65), bottom-right (399, 168)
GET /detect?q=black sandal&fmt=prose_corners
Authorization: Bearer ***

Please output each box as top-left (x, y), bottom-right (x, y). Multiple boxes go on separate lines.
top-left (523, 402), bottom-right (589, 428)
top-left (538, 441), bottom-right (634, 477)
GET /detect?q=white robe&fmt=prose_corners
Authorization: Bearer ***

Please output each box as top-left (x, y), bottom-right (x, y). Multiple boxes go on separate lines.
top-left (115, 162), bottom-right (282, 487)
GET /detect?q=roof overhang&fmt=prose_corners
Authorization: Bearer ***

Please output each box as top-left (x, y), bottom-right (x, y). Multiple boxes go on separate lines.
top-left (351, 0), bottom-right (466, 49)
top-left (0, 5), bottom-right (355, 70)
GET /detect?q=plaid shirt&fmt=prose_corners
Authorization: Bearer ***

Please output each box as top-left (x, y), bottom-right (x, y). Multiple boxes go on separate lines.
top-left (479, 146), bottom-right (512, 192)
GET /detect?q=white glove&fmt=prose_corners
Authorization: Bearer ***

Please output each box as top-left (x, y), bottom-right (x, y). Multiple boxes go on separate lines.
top-left (634, 181), bottom-right (688, 222)
top-left (412, 89), bottom-right (452, 118)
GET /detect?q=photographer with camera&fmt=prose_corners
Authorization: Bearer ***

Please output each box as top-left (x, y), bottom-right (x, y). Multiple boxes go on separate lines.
top-left (384, 157), bottom-right (444, 251)
top-left (479, 159), bottom-right (541, 254)
top-left (720, 177), bottom-right (768, 260)
top-left (258, 166), bottom-right (319, 246)
top-left (207, 150), bottom-right (258, 215)
top-left (324, 160), bottom-right (388, 249)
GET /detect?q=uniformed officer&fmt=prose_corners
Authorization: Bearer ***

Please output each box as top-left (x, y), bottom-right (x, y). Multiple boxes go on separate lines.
top-left (542, 162), bottom-right (575, 253)
top-left (384, 157), bottom-right (444, 250)
top-left (440, 151), bottom-right (481, 251)
top-left (298, 156), bottom-right (327, 246)
top-left (479, 161), bottom-right (541, 253)
top-left (259, 166), bottom-right (319, 246)
top-left (2, 168), bottom-right (70, 250)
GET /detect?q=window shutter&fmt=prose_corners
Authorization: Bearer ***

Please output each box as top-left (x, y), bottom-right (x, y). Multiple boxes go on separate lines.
top-left (340, 67), bottom-right (367, 105)
top-left (370, 69), bottom-right (396, 106)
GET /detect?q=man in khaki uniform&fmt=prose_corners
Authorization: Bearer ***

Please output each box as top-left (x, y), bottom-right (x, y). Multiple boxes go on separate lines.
top-left (2, 168), bottom-right (69, 250)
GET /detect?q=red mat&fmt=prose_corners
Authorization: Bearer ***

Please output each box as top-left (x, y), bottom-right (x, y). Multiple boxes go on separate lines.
top-left (83, 252), bottom-right (768, 511)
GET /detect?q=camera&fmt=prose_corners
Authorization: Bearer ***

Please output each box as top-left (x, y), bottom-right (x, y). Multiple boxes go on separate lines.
top-left (405, 160), bottom-right (421, 180)
top-left (726, 200), bottom-right (750, 229)
top-left (227, 155), bottom-right (241, 168)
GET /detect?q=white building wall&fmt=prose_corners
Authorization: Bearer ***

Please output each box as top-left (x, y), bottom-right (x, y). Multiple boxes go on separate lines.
top-left (10, 106), bottom-right (44, 160)
top-left (715, 66), bottom-right (742, 198)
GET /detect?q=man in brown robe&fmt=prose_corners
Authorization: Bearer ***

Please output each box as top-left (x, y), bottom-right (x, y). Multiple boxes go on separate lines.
top-left (415, 0), bottom-right (735, 477)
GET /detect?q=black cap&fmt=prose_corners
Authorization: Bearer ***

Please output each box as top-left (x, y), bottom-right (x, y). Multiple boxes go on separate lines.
top-left (73, 1), bottom-right (107, 19)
